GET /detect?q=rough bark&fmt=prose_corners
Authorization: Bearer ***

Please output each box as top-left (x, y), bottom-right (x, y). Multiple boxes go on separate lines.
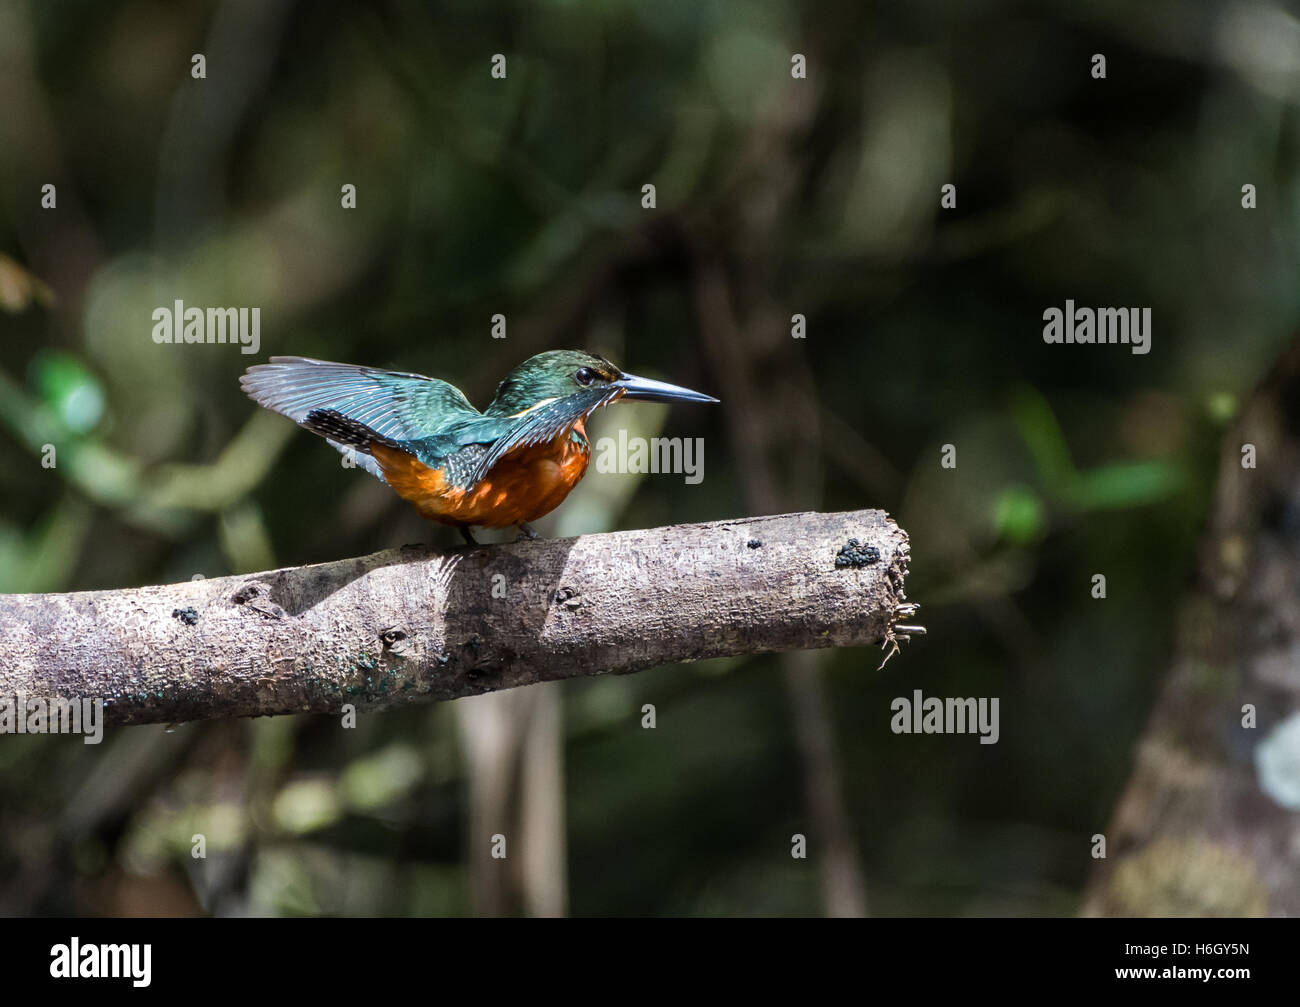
top-left (0, 509), bottom-right (915, 727)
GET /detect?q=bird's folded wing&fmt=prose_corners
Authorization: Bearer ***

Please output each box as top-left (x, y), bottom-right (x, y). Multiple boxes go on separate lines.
top-left (391, 386), bottom-right (616, 491)
top-left (463, 386), bottom-right (619, 486)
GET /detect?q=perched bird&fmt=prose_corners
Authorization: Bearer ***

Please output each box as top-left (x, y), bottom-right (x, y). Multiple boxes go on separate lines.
top-left (241, 350), bottom-right (718, 542)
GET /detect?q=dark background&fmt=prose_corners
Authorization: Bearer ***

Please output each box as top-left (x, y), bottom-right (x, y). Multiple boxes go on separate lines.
top-left (1, 0), bottom-right (1297, 915)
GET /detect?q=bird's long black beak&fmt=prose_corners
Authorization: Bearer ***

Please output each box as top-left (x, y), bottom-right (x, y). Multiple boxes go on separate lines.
top-left (611, 372), bottom-right (719, 405)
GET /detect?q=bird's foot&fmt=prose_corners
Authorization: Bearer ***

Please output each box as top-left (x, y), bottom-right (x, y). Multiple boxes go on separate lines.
top-left (515, 522), bottom-right (539, 542)
top-left (459, 526), bottom-right (479, 546)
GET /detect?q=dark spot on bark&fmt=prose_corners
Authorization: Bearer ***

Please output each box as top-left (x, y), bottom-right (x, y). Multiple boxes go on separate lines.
top-left (172, 607), bottom-right (199, 626)
top-left (553, 586), bottom-right (582, 608)
top-left (230, 581), bottom-right (286, 620)
top-left (747, 539), bottom-right (763, 549)
top-left (379, 627), bottom-right (407, 648)
top-left (835, 538), bottom-right (880, 568)
top-left (230, 582), bottom-right (261, 605)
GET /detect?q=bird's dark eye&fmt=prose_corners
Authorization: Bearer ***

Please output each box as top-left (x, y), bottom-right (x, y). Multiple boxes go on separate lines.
top-left (574, 367), bottom-right (596, 386)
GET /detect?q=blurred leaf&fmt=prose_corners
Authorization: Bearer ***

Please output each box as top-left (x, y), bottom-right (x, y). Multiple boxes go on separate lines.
top-left (28, 351), bottom-right (105, 433)
top-left (1011, 385), bottom-right (1076, 491)
top-left (1070, 460), bottom-right (1183, 511)
top-left (338, 744), bottom-right (424, 812)
top-left (1206, 391), bottom-right (1238, 425)
top-left (273, 779), bottom-right (342, 835)
top-left (0, 255), bottom-right (54, 313)
top-left (217, 500), bottom-right (276, 574)
top-left (992, 484), bottom-right (1045, 545)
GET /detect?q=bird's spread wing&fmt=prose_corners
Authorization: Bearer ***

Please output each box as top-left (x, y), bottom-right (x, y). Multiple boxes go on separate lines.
top-left (241, 356), bottom-right (479, 480)
top-left (241, 356), bottom-right (476, 437)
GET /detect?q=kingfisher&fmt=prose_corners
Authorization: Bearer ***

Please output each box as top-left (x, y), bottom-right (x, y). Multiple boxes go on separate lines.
top-left (240, 350), bottom-right (718, 542)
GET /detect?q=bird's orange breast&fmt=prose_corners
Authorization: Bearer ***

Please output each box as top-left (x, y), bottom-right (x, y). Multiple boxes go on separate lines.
top-left (371, 423), bottom-right (592, 528)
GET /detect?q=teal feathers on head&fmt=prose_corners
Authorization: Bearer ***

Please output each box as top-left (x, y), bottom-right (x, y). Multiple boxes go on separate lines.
top-left (485, 350), bottom-right (622, 417)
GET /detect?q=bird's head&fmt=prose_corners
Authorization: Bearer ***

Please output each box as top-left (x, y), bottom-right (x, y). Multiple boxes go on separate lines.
top-left (485, 349), bottom-right (718, 417)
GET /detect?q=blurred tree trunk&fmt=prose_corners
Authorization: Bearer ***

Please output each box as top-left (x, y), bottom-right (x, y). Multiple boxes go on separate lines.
top-left (1084, 339), bottom-right (1300, 917)
top-left (457, 686), bottom-right (566, 917)
top-left (693, 248), bottom-right (869, 918)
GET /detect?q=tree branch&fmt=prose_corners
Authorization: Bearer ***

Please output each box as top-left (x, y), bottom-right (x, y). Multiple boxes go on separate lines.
top-left (0, 509), bottom-right (915, 727)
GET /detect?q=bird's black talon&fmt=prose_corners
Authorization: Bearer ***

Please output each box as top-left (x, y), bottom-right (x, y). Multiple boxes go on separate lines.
top-left (516, 522), bottom-right (539, 541)
top-left (459, 527), bottom-right (479, 546)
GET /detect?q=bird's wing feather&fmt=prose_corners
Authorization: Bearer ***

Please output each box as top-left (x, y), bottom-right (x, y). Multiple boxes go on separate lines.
top-left (240, 356), bottom-right (479, 479)
top-left (393, 387), bottom-right (616, 490)
top-left (392, 415), bottom-right (519, 488)
top-left (462, 386), bottom-right (619, 486)
top-left (241, 356), bottom-right (477, 439)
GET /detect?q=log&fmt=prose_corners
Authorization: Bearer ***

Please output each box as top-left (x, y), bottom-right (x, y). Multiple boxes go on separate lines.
top-left (0, 509), bottom-right (917, 727)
